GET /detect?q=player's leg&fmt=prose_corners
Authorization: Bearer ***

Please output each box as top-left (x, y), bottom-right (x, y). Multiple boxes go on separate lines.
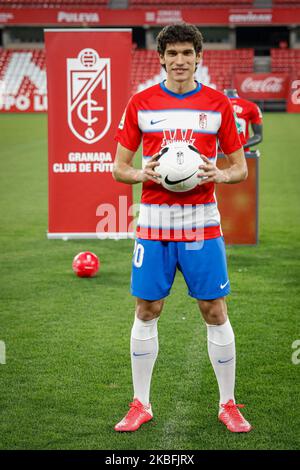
top-left (198, 297), bottom-right (251, 432)
top-left (114, 298), bottom-right (163, 433)
top-left (131, 239), bottom-right (176, 409)
top-left (130, 297), bottom-right (163, 409)
top-left (198, 297), bottom-right (235, 407)
top-left (198, 297), bottom-right (236, 407)
top-left (115, 239), bottom-right (177, 432)
top-left (178, 237), bottom-right (251, 432)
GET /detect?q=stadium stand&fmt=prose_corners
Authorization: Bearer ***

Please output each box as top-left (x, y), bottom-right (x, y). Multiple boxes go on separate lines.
top-left (131, 48), bottom-right (254, 93)
top-left (202, 49), bottom-right (254, 90)
top-left (271, 48), bottom-right (300, 74)
top-left (0, 47), bottom-right (255, 102)
top-left (0, 49), bottom-right (46, 97)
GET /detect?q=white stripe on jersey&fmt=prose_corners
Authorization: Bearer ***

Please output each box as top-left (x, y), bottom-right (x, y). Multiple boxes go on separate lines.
top-left (138, 109), bottom-right (221, 134)
top-left (137, 203), bottom-right (220, 230)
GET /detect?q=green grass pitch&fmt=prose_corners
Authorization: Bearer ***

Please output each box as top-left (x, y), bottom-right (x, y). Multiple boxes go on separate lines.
top-left (0, 113), bottom-right (299, 450)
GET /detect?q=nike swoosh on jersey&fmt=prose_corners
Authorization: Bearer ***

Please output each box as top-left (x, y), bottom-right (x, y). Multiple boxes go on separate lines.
top-left (165, 171), bottom-right (198, 185)
top-left (220, 280), bottom-right (230, 289)
top-left (150, 118), bottom-right (167, 125)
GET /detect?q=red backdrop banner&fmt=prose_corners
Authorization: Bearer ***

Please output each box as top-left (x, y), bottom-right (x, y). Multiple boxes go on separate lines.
top-left (234, 73), bottom-right (290, 100)
top-left (45, 29), bottom-right (134, 239)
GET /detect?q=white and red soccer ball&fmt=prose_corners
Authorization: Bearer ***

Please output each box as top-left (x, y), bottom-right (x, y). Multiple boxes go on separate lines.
top-left (72, 251), bottom-right (99, 278)
top-left (155, 142), bottom-right (205, 192)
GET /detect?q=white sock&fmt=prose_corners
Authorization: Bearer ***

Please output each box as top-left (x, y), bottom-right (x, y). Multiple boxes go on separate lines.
top-left (130, 315), bottom-right (159, 408)
top-left (206, 318), bottom-right (236, 411)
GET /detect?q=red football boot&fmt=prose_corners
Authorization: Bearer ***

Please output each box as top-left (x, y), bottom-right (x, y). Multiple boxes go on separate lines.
top-left (219, 399), bottom-right (252, 433)
top-left (114, 399), bottom-right (153, 432)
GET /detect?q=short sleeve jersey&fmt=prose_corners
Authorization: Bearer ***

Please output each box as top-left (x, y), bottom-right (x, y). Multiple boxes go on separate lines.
top-left (229, 96), bottom-right (263, 149)
top-left (115, 81), bottom-right (242, 242)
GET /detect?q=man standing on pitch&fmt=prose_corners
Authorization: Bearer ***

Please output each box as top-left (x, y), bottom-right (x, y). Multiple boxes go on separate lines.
top-left (113, 23), bottom-right (252, 433)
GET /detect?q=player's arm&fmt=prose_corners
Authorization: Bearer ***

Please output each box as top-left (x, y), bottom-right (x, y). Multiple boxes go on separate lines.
top-left (198, 147), bottom-right (248, 185)
top-left (244, 123), bottom-right (263, 148)
top-left (112, 143), bottom-right (161, 185)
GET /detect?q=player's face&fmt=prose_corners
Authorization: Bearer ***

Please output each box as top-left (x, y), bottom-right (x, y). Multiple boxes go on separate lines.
top-left (160, 42), bottom-right (202, 84)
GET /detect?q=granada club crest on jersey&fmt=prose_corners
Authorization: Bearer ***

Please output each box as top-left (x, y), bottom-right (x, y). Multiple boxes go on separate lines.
top-left (67, 48), bottom-right (111, 144)
top-left (199, 113), bottom-right (208, 129)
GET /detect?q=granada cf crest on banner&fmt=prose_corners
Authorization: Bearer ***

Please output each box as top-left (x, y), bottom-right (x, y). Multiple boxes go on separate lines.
top-left (67, 48), bottom-right (111, 144)
top-left (45, 29), bottom-right (133, 239)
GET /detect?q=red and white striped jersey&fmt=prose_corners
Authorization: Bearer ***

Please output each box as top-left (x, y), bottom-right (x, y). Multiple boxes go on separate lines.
top-left (229, 96), bottom-right (263, 149)
top-left (115, 81), bottom-right (243, 241)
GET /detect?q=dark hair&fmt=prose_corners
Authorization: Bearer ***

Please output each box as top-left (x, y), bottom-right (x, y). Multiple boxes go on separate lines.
top-left (157, 23), bottom-right (203, 57)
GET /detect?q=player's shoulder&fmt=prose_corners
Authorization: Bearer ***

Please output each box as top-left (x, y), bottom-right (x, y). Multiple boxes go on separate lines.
top-left (236, 96), bottom-right (256, 109)
top-left (201, 84), bottom-right (232, 107)
top-left (130, 83), bottom-right (162, 104)
top-left (240, 97), bottom-right (262, 116)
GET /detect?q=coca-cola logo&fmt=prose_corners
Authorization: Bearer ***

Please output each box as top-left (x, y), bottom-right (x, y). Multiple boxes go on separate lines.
top-left (241, 77), bottom-right (285, 94)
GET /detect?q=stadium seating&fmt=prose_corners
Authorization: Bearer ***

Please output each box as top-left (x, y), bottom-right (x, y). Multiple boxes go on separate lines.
top-left (0, 47), bottom-right (255, 104)
top-left (0, 49), bottom-right (46, 98)
top-left (271, 49), bottom-right (300, 75)
top-left (131, 48), bottom-right (254, 93)
top-left (201, 49), bottom-right (254, 90)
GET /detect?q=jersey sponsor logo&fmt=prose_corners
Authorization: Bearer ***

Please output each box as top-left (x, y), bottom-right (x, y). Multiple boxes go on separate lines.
top-left (165, 171), bottom-right (198, 186)
top-left (161, 129), bottom-right (195, 147)
top-left (67, 48), bottom-right (111, 144)
top-left (150, 118), bottom-right (167, 125)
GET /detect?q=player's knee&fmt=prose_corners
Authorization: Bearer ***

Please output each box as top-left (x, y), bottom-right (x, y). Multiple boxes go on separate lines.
top-left (136, 299), bottom-right (163, 321)
top-left (198, 298), bottom-right (227, 325)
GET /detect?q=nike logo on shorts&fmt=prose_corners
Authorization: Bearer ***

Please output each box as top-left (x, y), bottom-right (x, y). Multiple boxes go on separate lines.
top-left (220, 280), bottom-right (229, 289)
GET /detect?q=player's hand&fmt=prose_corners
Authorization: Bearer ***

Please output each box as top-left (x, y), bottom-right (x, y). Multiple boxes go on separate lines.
top-left (138, 152), bottom-right (161, 184)
top-left (197, 155), bottom-right (226, 185)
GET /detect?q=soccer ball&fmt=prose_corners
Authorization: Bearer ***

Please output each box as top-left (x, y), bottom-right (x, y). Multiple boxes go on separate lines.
top-left (155, 142), bottom-right (204, 192)
top-left (72, 251), bottom-right (99, 278)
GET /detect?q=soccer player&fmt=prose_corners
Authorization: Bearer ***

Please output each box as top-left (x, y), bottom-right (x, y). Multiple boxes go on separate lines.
top-left (224, 88), bottom-right (263, 151)
top-left (113, 23), bottom-right (252, 433)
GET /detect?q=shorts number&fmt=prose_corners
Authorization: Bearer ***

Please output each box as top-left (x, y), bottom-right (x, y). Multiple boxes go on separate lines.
top-left (133, 242), bottom-right (144, 268)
